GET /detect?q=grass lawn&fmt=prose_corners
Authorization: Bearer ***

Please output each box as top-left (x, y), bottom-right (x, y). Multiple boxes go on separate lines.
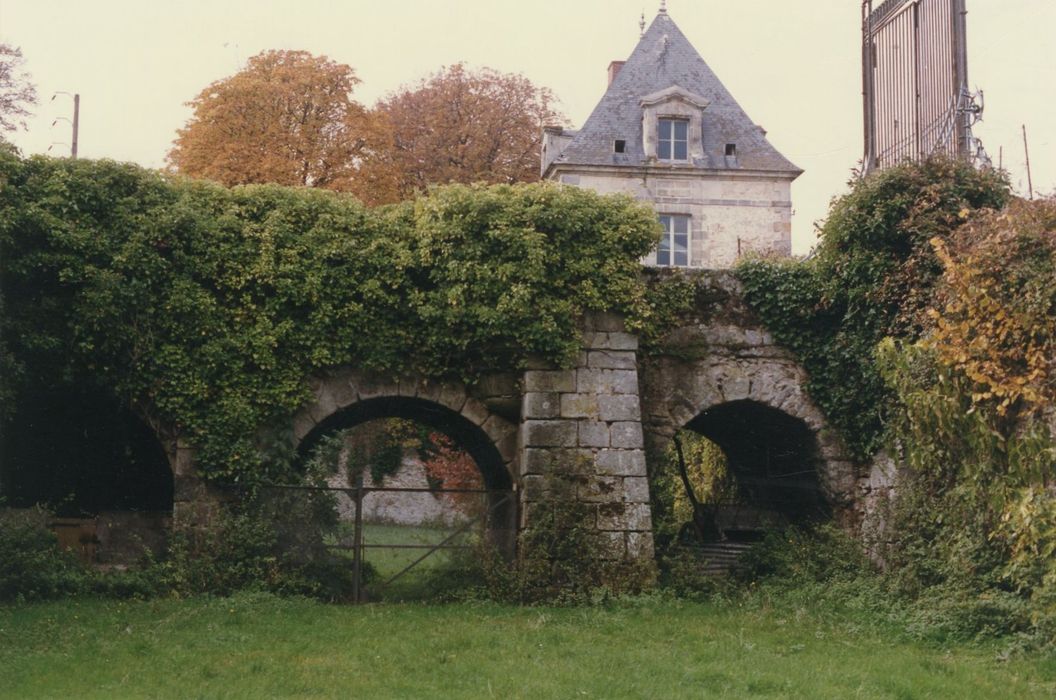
top-left (1, 592), bottom-right (1054, 698)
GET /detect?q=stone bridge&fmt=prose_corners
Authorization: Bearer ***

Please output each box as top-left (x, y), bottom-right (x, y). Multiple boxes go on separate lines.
top-left (168, 271), bottom-right (870, 560)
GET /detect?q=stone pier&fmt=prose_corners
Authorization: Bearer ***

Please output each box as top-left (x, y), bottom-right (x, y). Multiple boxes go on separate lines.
top-left (518, 313), bottom-right (654, 560)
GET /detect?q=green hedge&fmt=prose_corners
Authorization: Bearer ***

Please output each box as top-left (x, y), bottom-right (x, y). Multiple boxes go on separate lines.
top-left (0, 154), bottom-right (660, 482)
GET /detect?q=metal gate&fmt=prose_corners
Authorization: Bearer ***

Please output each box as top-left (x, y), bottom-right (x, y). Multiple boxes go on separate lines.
top-left (261, 480), bottom-right (516, 603)
top-left (862, 0), bottom-right (988, 172)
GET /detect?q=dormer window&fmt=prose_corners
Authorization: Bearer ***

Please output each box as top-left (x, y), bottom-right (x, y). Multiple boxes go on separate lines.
top-left (658, 119), bottom-right (688, 160)
top-left (640, 86), bottom-right (708, 162)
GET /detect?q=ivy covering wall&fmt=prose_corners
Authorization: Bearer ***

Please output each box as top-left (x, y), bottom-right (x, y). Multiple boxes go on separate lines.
top-left (0, 153), bottom-right (660, 483)
top-left (736, 158), bottom-right (1010, 459)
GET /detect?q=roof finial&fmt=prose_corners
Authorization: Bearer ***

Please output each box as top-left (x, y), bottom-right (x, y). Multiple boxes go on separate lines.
top-left (639, 12), bottom-right (646, 37)
top-left (659, 0), bottom-right (667, 14)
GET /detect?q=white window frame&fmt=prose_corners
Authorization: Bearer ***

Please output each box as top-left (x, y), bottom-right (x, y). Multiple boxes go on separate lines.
top-left (657, 214), bottom-right (690, 267)
top-left (657, 118), bottom-right (689, 161)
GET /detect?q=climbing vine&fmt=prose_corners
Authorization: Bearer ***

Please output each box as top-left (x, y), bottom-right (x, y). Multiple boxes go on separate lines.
top-left (736, 158), bottom-right (1010, 458)
top-left (0, 152), bottom-right (660, 483)
top-left (877, 195), bottom-right (1056, 617)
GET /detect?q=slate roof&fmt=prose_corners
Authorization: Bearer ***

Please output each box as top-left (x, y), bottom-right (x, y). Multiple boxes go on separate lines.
top-left (549, 11), bottom-right (801, 176)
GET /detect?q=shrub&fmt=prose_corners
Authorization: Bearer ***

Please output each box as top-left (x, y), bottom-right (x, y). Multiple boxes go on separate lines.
top-left (0, 153), bottom-right (659, 486)
top-left (157, 493), bottom-right (365, 601)
top-left (737, 524), bottom-right (872, 586)
top-left (0, 507), bottom-right (87, 601)
top-left (477, 461), bottom-right (655, 604)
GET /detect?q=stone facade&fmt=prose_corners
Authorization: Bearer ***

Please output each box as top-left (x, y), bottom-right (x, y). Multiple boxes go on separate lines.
top-left (558, 170), bottom-right (792, 268)
top-left (636, 271), bottom-right (862, 526)
top-left (542, 8), bottom-right (801, 269)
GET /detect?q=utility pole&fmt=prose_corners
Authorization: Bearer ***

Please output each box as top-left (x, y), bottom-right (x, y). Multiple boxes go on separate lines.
top-left (71, 93), bottom-right (79, 159)
top-left (51, 92), bottom-right (80, 158)
top-left (1022, 124), bottom-right (1034, 200)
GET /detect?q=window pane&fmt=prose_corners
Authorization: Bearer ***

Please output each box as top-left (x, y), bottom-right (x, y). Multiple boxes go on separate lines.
top-left (658, 140), bottom-right (671, 160)
top-left (674, 216), bottom-right (688, 234)
top-left (659, 119), bottom-right (672, 140)
top-left (674, 140), bottom-right (687, 160)
top-left (657, 215), bottom-right (671, 266)
top-left (657, 237), bottom-right (671, 266)
top-left (674, 120), bottom-right (688, 140)
top-left (674, 231), bottom-right (688, 266)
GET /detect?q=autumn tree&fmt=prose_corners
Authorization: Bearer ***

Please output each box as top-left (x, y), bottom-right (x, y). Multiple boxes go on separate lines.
top-left (372, 63), bottom-right (565, 198)
top-left (167, 50), bottom-right (396, 201)
top-left (420, 432), bottom-right (482, 514)
top-left (0, 44), bottom-right (37, 135)
top-left (927, 197), bottom-right (1056, 415)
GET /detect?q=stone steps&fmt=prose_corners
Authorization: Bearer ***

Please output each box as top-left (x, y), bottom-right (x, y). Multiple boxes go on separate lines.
top-left (678, 541), bottom-right (755, 576)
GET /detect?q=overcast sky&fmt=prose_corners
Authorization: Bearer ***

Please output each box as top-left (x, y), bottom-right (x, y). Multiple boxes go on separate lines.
top-left (1, 0), bottom-right (1052, 253)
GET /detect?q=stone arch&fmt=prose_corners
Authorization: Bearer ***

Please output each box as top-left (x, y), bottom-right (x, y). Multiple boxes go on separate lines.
top-left (642, 355), bottom-right (858, 519)
top-left (289, 367), bottom-right (520, 545)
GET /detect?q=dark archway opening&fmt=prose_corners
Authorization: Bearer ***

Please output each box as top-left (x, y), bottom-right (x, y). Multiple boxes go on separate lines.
top-left (681, 400), bottom-right (828, 542)
top-left (2, 385), bottom-right (172, 516)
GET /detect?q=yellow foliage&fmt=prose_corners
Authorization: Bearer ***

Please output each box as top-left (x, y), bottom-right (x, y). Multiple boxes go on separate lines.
top-left (669, 431), bottom-right (734, 524)
top-left (926, 198), bottom-right (1056, 416)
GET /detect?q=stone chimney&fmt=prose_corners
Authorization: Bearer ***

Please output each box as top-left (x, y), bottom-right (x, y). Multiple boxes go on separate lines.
top-left (607, 61), bottom-right (626, 86)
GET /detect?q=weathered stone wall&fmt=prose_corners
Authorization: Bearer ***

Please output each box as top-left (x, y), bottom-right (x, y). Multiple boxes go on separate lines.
top-left (327, 454), bottom-right (471, 527)
top-left (637, 271), bottom-right (863, 523)
top-left (519, 313), bottom-right (654, 560)
top-left (167, 281), bottom-right (878, 566)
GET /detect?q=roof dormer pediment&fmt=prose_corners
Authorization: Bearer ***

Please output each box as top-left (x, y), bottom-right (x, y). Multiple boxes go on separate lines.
top-left (639, 85), bottom-right (709, 110)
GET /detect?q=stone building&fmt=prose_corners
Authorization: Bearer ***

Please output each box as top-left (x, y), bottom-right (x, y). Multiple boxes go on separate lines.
top-left (542, 5), bottom-right (801, 268)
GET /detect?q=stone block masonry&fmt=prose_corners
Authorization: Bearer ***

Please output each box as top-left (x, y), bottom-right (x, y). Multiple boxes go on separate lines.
top-left (519, 317), bottom-right (654, 561)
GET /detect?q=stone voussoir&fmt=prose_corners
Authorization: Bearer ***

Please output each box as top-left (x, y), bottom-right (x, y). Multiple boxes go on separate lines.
top-left (292, 411), bottom-right (317, 443)
top-left (460, 397), bottom-right (491, 427)
top-left (437, 382), bottom-right (468, 412)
